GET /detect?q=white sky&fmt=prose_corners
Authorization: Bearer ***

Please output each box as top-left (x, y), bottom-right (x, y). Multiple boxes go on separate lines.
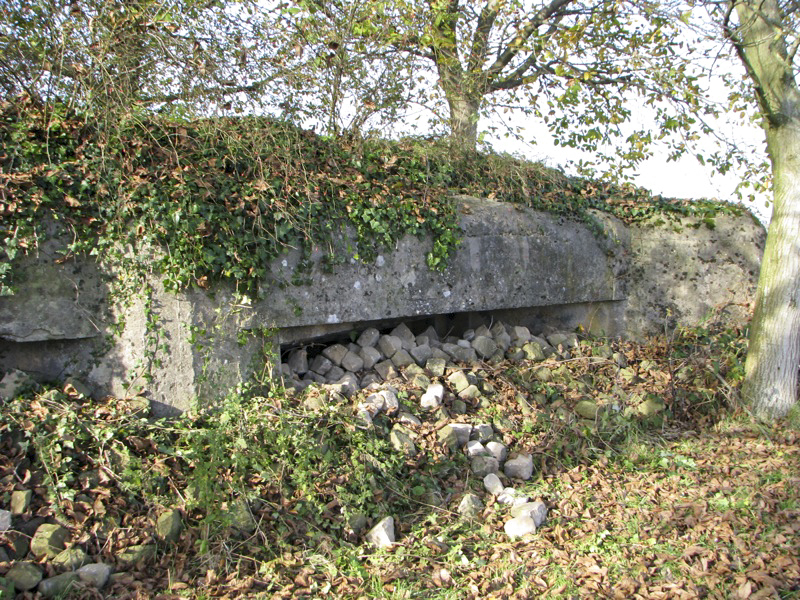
top-left (486, 116), bottom-right (773, 225)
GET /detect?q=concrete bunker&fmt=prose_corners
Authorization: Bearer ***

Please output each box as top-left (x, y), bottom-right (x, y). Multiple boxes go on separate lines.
top-left (0, 197), bottom-right (765, 415)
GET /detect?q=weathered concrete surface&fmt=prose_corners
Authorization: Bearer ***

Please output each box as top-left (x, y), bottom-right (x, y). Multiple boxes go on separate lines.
top-left (0, 197), bottom-right (765, 414)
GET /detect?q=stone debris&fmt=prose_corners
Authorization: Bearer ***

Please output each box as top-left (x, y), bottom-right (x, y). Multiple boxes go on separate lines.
top-left (30, 523), bottom-right (69, 559)
top-left (504, 453), bottom-right (534, 481)
top-left (279, 318), bottom-right (561, 394)
top-left (366, 516), bottom-right (395, 548)
top-left (504, 515), bottom-right (536, 539)
top-left (457, 493), bottom-right (484, 518)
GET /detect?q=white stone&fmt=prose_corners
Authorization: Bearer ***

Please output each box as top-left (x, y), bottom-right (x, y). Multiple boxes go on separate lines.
top-left (485, 441), bottom-right (508, 463)
top-left (483, 473), bottom-right (504, 495)
top-left (449, 423), bottom-right (472, 447)
top-left (504, 515), bottom-right (536, 539)
top-left (366, 516), bottom-right (395, 548)
top-left (466, 440), bottom-right (488, 457)
top-left (77, 563), bottom-right (112, 589)
top-left (510, 501), bottom-right (548, 527)
top-left (504, 453), bottom-right (534, 480)
top-left (420, 383), bottom-right (445, 408)
top-left (379, 389), bottom-right (399, 415)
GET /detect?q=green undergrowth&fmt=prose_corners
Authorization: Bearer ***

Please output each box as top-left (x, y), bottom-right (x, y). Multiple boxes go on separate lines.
top-left (0, 97), bottom-right (748, 296)
top-left (2, 323), bottom-right (789, 600)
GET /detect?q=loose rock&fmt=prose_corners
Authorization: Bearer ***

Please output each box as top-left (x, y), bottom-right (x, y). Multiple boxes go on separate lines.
top-left (504, 515), bottom-right (536, 539)
top-left (6, 562), bottom-right (42, 592)
top-left (457, 493), bottom-right (484, 518)
top-left (366, 516), bottom-right (395, 548)
top-left (504, 454), bottom-right (534, 480)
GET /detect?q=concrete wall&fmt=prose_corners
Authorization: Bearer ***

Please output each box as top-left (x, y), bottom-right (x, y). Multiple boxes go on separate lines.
top-left (0, 197), bottom-right (765, 414)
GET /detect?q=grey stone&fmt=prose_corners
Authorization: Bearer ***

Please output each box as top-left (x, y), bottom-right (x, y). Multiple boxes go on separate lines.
top-left (498, 487), bottom-right (529, 506)
top-left (325, 365), bottom-right (346, 382)
top-left (470, 455), bottom-right (500, 477)
top-left (452, 346), bottom-right (479, 363)
top-left (360, 372), bottom-right (382, 388)
top-left (457, 339), bottom-right (472, 349)
top-left (331, 372), bottom-right (360, 398)
top-left (77, 563), bottom-right (112, 589)
top-left (437, 426), bottom-right (461, 453)
top-left (347, 513), bottom-right (368, 535)
top-left (462, 329), bottom-right (476, 341)
top-left (511, 325), bottom-right (532, 344)
top-left (457, 493), bottom-right (483, 518)
top-left (356, 327), bottom-right (380, 348)
top-left (466, 440), bottom-right (489, 457)
top-left (322, 344), bottom-right (349, 366)
top-left (390, 323), bottom-right (416, 350)
top-left (116, 543), bottom-right (157, 568)
top-left (31, 523), bottom-right (69, 559)
top-left (510, 501), bottom-right (548, 527)
top-left (504, 516), bottom-right (536, 539)
top-left (287, 348), bottom-right (308, 375)
top-left (471, 423), bottom-right (494, 442)
top-left (474, 325), bottom-right (491, 338)
top-left (397, 412), bottom-right (421, 428)
top-left (458, 384), bottom-right (481, 400)
top-left (0, 510), bottom-right (10, 532)
top-left (430, 347), bottom-right (451, 361)
top-left (366, 516), bottom-right (395, 548)
top-left (449, 423), bottom-right (473, 447)
top-left (0, 369), bottom-right (35, 402)
top-left (425, 357), bottom-right (447, 376)
top-left (391, 349), bottom-right (415, 368)
top-left (504, 454), bottom-right (534, 480)
top-left (574, 399), bottom-right (600, 419)
top-left (522, 342), bottom-right (546, 361)
top-left (486, 441), bottom-right (508, 463)
top-left (390, 427), bottom-right (416, 456)
top-left (10, 490), bottom-right (32, 515)
top-left (483, 473), bottom-right (504, 495)
top-left (506, 347), bottom-right (526, 361)
top-left (6, 562), bottom-right (42, 592)
top-left (226, 498), bottom-right (255, 534)
top-left (380, 388), bottom-right (399, 415)
top-left (309, 354), bottom-right (333, 376)
top-left (418, 326), bottom-right (439, 344)
top-left (356, 407), bottom-right (374, 428)
top-left (359, 393), bottom-right (384, 416)
top-left (451, 398), bottom-right (467, 414)
top-left (446, 370), bottom-right (470, 394)
top-left (52, 547), bottom-right (89, 569)
top-left (358, 346), bottom-right (382, 370)
top-left (374, 360), bottom-right (398, 381)
top-left (39, 572), bottom-right (79, 598)
top-left (409, 344), bottom-right (433, 366)
top-left (472, 336), bottom-right (497, 359)
top-left (341, 350), bottom-right (364, 373)
top-left (156, 509), bottom-right (183, 544)
top-left (378, 335), bottom-right (403, 359)
top-left (409, 373), bottom-right (432, 391)
top-left (420, 383), bottom-right (445, 409)
top-left (494, 332), bottom-right (512, 352)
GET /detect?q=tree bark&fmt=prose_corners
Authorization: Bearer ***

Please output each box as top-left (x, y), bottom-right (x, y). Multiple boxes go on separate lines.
top-left (732, 0), bottom-right (800, 419)
top-left (446, 93), bottom-right (481, 150)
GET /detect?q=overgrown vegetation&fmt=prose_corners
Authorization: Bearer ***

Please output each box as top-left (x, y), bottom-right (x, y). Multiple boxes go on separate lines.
top-left (0, 98), bottom-right (747, 296)
top-left (2, 324), bottom-right (797, 598)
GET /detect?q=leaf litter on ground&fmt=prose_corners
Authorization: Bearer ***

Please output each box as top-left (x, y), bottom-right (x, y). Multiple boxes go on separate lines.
top-left (0, 323), bottom-right (798, 599)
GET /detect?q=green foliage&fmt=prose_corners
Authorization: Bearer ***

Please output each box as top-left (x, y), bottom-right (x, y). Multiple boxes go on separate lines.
top-left (0, 98), bottom-right (748, 298)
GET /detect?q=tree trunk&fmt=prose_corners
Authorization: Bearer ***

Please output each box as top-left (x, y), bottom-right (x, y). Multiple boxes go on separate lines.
top-left (446, 93), bottom-right (481, 151)
top-left (742, 127), bottom-right (800, 420)
top-left (732, 0), bottom-right (800, 419)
